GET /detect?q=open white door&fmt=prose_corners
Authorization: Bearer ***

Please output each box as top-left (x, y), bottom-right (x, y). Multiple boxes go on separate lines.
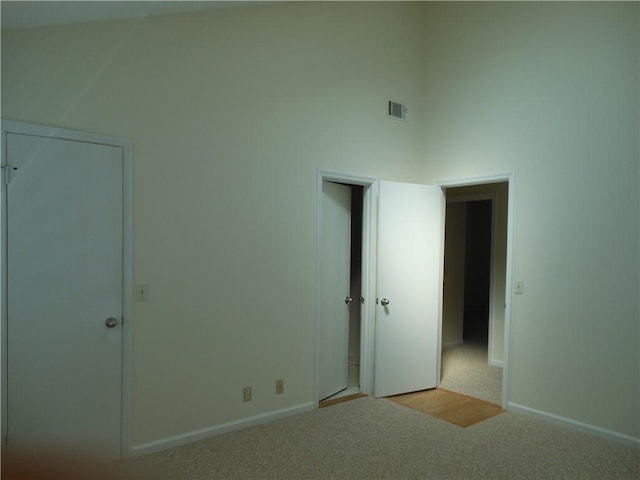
top-left (374, 181), bottom-right (444, 397)
top-left (318, 181), bottom-right (351, 400)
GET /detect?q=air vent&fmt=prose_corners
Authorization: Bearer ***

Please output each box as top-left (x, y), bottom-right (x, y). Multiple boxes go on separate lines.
top-left (387, 100), bottom-right (407, 121)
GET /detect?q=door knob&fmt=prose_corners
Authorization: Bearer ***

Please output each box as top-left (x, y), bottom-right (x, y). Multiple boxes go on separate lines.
top-left (345, 296), bottom-right (353, 305)
top-left (380, 298), bottom-right (390, 306)
top-left (105, 317), bottom-right (119, 328)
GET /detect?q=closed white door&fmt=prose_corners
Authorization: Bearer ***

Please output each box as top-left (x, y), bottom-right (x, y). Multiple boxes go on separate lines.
top-left (318, 181), bottom-right (351, 400)
top-left (374, 181), bottom-right (444, 397)
top-left (6, 132), bottom-right (123, 460)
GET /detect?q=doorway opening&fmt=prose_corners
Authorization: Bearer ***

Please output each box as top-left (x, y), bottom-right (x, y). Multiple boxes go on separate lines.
top-left (316, 172), bottom-right (514, 407)
top-left (318, 180), bottom-right (364, 402)
top-left (440, 182), bottom-right (508, 406)
top-left (463, 199), bottom-right (492, 345)
top-left (346, 184), bottom-right (364, 399)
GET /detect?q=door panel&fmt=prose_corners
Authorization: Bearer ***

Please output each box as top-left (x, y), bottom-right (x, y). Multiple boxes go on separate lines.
top-left (7, 133), bottom-right (123, 459)
top-left (374, 181), bottom-right (444, 397)
top-left (318, 181), bottom-right (351, 400)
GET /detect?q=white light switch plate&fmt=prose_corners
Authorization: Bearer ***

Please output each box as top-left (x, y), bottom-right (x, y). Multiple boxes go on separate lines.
top-left (135, 284), bottom-right (149, 301)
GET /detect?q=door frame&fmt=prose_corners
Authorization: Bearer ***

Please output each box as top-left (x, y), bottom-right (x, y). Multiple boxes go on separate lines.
top-left (0, 119), bottom-right (133, 457)
top-left (315, 170), bottom-right (515, 408)
top-left (315, 171), bottom-right (378, 401)
top-left (437, 172), bottom-right (515, 408)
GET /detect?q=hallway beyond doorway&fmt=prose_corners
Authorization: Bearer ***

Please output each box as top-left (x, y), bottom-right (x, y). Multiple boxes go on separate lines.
top-left (440, 331), bottom-right (502, 405)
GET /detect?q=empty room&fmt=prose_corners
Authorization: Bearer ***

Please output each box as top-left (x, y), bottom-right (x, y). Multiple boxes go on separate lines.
top-left (1, 1), bottom-right (638, 479)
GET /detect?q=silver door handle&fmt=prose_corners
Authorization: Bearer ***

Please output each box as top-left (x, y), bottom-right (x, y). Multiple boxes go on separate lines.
top-left (380, 298), bottom-right (390, 306)
top-left (345, 296), bottom-right (353, 305)
top-left (105, 317), bottom-right (119, 328)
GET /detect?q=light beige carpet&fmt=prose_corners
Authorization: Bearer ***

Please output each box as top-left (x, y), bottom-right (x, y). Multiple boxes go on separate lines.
top-left (440, 339), bottom-right (503, 405)
top-left (390, 387), bottom-right (505, 427)
top-left (117, 396), bottom-right (639, 479)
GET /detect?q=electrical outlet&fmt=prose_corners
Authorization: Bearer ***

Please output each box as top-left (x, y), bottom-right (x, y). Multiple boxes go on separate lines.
top-left (275, 379), bottom-right (284, 395)
top-left (243, 386), bottom-right (252, 402)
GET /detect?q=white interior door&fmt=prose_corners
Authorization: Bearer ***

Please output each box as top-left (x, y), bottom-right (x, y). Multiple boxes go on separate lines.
top-left (6, 132), bottom-right (123, 459)
top-left (374, 181), bottom-right (444, 397)
top-left (318, 181), bottom-right (351, 400)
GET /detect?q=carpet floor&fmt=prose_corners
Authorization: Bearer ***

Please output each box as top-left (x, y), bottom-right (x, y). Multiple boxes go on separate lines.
top-left (118, 396), bottom-right (639, 480)
top-left (440, 337), bottom-right (503, 405)
top-left (109, 336), bottom-right (637, 479)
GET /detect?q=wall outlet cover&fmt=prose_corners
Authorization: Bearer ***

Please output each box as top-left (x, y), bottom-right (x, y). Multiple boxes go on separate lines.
top-left (243, 386), bottom-right (252, 402)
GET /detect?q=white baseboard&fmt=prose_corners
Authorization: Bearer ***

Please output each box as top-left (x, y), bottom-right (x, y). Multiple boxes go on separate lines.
top-left (508, 402), bottom-right (639, 448)
top-left (129, 401), bottom-right (316, 457)
top-left (442, 340), bottom-right (464, 349)
top-left (488, 358), bottom-right (503, 367)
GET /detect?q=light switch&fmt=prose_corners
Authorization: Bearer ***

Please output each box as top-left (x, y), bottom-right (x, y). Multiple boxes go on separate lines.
top-left (135, 284), bottom-right (149, 301)
top-left (514, 280), bottom-right (524, 295)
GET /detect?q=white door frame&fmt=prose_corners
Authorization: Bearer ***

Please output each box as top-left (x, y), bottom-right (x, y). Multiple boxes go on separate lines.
top-left (315, 171), bottom-right (378, 400)
top-left (0, 119), bottom-right (133, 457)
top-left (437, 172), bottom-right (516, 408)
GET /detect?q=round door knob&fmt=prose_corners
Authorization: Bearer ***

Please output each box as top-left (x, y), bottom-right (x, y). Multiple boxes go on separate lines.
top-left (105, 317), bottom-right (119, 328)
top-left (380, 298), bottom-right (390, 306)
top-left (345, 296), bottom-right (353, 305)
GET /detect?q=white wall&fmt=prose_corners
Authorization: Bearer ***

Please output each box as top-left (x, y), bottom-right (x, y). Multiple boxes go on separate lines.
top-left (1, 2), bottom-right (427, 446)
top-left (421, 2), bottom-right (639, 439)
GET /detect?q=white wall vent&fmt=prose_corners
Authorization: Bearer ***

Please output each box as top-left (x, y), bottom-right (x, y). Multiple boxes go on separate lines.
top-left (387, 99), bottom-right (407, 121)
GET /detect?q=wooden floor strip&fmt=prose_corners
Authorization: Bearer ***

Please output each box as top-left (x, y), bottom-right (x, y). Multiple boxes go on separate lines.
top-left (319, 393), bottom-right (367, 408)
top-left (389, 388), bottom-right (504, 427)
